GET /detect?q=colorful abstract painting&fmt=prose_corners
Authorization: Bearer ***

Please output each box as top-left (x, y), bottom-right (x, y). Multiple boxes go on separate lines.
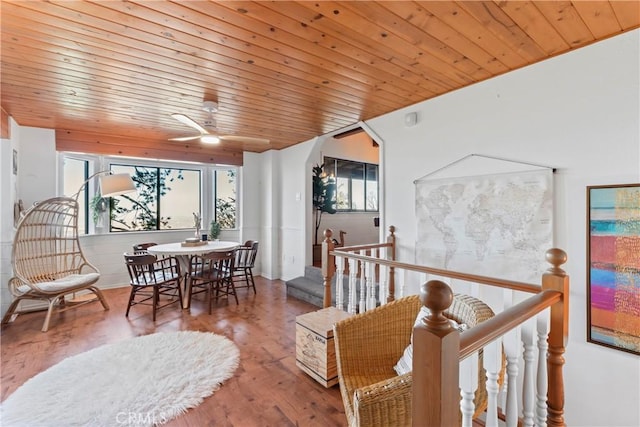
top-left (587, 184), bottom-right (640, 355)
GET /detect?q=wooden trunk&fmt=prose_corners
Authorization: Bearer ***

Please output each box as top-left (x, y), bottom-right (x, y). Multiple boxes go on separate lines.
top-left (295, 307), bottom-right (352, 387)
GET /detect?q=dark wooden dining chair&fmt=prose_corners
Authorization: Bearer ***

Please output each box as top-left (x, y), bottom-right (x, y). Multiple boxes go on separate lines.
top-left (231, 240), bottom-right (259, 294)
top-left (187, 249), bottom-right (237, 313)
top-left (132, 242), bottom-right (158, 253)
top-left (123, 252), bottom-right (182, 321)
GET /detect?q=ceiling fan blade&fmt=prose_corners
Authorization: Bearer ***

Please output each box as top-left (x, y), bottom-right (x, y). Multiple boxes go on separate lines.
top-left (171, 113), bottom-right (208, 135)
top-left (220, 135), bottom-right (270, 144)
top-left (168, 135), bottom-right (202, 142)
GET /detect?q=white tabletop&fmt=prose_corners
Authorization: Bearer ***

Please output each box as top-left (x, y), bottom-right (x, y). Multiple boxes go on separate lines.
top-left (147, 240), bottom-right (240, 257)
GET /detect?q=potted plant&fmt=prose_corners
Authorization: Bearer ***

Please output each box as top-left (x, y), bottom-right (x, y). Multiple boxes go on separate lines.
top-left (312, 163), bottom-right (336, 262)
top-left (209, 220), bottom-right (221, 240)
top-left (89, 194), bottom-right (108, 226)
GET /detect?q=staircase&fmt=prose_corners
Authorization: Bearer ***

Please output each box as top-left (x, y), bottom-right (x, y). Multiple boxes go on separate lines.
top-left (285, 265), bottom-right (367, 309)
top-left (285, 266), bottom-right (330, 308)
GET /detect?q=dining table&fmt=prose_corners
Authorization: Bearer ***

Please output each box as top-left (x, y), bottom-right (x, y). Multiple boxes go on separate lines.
top-left (147, 240), bottom-right (240, 309)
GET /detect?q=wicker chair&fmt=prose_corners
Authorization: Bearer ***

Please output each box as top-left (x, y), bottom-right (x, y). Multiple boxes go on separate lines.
top-left (2, 197), bottom-right (110, 332)
top-left (333, 294), bottom-right (502, 427)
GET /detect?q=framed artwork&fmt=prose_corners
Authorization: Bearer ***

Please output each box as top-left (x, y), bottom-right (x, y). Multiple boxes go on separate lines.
top-left (587, 183), bottom-right (640, 355)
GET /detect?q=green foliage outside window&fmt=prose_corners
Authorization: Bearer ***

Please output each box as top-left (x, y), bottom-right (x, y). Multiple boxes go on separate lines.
top-left (110, 167), bottom-right (184, 231)
top-left (215, 169), bottom-right (236, 229)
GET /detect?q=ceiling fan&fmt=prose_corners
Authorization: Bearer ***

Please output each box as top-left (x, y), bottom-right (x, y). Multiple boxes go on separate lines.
top-left (169, 100), bottom-right (269, 145)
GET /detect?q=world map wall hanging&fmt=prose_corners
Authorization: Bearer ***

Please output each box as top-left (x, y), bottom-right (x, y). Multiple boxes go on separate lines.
top-left (414, 154), bottom-right (554, 284)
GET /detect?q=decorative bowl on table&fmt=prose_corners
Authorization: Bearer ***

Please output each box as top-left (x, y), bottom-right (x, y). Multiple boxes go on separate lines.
top-left (181, 237), bottom-right (207, 247)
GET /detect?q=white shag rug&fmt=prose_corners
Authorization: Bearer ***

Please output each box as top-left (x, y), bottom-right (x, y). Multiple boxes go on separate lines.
top-left (1, 331), bottom-right (240, 427)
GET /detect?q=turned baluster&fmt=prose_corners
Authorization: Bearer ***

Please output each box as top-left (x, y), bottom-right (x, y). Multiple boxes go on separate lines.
top-left (536, 313), bottom-right (549, 426)
top-left (335, 255), bottom-right (345, 311)
top-left (459, 352), bottom-right (478, 427)
top-left (359, 250), bottom-right (367, 313)
top-left (348, 257), bottom-right (358, 314)
top-left (412, 280), bottom-right (459, 427)
top-left (521, 318), bottom-right (537, 427)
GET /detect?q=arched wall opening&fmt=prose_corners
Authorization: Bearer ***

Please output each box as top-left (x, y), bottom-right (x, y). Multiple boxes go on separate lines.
top-left (305, 122), bottom-right (384, 267)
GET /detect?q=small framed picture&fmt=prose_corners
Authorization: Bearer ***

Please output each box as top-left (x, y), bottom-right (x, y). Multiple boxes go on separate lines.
top-left (12, 149), bottom-right (17, 175)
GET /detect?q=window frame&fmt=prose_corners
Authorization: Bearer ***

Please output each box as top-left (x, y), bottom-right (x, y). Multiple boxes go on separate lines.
top-left (58, 153), bottom-right (239, 234)
top-left (108, 163), bottom-right (203, 232)
top-left (323, 156), bottom-right (379, 213)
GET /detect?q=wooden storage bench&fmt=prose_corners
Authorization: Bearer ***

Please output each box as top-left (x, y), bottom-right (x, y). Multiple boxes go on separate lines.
top-left (295, 307), bottom-right (352, 387)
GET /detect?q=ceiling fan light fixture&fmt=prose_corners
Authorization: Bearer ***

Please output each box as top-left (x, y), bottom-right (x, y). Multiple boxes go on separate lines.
top-left (201, 135), bottom-right (220, 144)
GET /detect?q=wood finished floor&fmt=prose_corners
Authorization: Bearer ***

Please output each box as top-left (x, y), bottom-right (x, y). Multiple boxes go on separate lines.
top-left (0, 278), bottom-right (347, 426)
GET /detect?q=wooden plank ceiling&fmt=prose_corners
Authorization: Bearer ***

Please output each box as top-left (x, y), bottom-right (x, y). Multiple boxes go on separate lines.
top-left (1, 1), bottom-right (638, 165)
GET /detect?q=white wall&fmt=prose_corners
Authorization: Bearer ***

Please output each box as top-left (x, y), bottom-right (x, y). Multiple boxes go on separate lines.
top-left (321, 132), bottom-right (379, 164)
top-left (240, 151), bottom-right (264, 276)
top-left (360, 29), bottom-right (639, 427)
top-left (0, 118), bottom-right (20, 315)
top-left (277, 138), bottom-right (315, 279)
top-left (16, 127), bottom-right (56, 208)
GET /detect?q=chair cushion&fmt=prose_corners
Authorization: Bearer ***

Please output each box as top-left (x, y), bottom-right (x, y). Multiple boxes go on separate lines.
top-left (137, 271), bottom-right (180, 285)
top-left (393, 306), bottom-right (468, 376)
top-left (17, 273), bottom-right (100, 294)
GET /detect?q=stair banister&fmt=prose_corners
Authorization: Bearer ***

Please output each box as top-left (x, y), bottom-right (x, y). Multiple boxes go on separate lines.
top-left (322, 226), bottom-right (397, 308)
top-left (386, 225), bottom-right (396, 302)
top-left (542, 248), bottom-right (569, 427)
top-left (412, 280), bottom-right (460, 426)
top-left (321, 229), bottom-right (336, 308)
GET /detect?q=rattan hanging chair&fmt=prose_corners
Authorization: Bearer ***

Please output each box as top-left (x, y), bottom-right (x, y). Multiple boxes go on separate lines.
top-left (2, 196), bottom-right (110, 332)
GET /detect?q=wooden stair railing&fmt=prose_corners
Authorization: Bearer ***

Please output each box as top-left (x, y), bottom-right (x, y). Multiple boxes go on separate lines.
top-left (322, 226), bottom-right (397, 309)
top-left (322, 227), bottom-right (569, 427)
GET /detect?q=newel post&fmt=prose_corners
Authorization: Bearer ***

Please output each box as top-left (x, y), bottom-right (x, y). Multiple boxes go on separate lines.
top-left (386, 225), bottom-right (396, 303)
top-left (412, 280), bottom-right (460, 427)
top-left (322, 229), bottom-right (335, 308)
top-left (542, 248), bottom-right (569, 427)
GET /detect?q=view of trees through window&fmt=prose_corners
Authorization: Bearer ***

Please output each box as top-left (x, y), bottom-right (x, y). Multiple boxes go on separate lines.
top-left (61, 155), bottom-right (238, 234)
top-left (109, 165), bottom-right (201, 231)
top-left (324, 156), bottom-right (378, 212)
top-left (214, 169), bottom-right (236, 229)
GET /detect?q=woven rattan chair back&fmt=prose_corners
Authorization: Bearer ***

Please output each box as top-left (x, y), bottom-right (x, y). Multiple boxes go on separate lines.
top-left (2, 196), bottom-right (109, 332)
top-left (333, 294), bottom-right (504, 427)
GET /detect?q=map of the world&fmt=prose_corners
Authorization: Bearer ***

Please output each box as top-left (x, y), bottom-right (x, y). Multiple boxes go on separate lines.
top-left (415, 169), bottom-right (553, 283)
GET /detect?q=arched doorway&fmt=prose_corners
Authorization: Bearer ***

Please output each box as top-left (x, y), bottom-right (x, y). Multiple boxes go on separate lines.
top-left (308, 124), bottom-right (382, 267)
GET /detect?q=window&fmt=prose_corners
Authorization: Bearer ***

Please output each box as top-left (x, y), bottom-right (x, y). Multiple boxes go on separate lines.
top-left (324, 157), bottom-right (378, 212)
top-left (214, 169), bottom-right (237, 229)
top-left (60, 154), bottom-right (238, 234)
top-left (63, 157), bottom-right (89, 234)
top-left (109, 164), bottom-right (201, 232)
